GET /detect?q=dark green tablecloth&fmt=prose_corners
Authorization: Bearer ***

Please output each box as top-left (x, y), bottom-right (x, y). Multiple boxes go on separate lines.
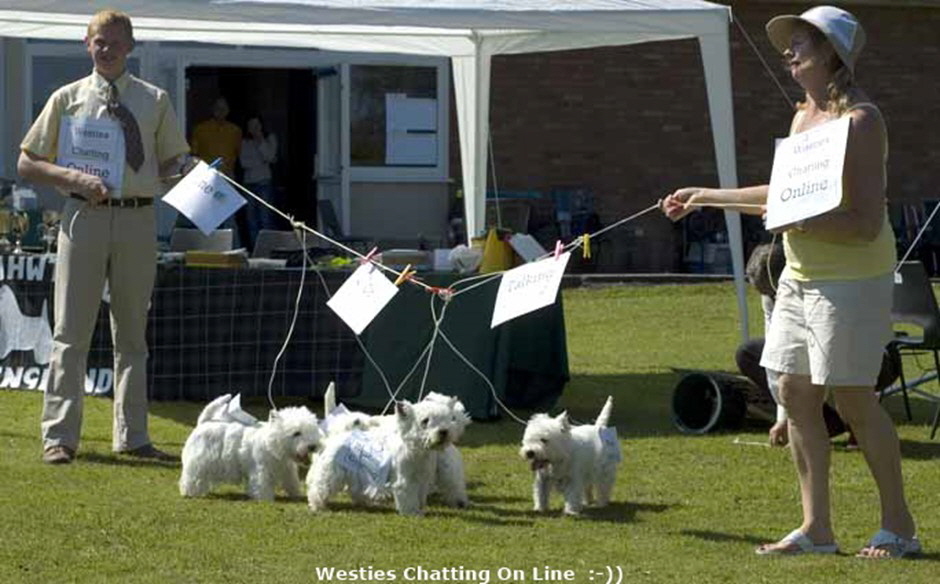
top-left (348, 273), bottom-right (569, 419)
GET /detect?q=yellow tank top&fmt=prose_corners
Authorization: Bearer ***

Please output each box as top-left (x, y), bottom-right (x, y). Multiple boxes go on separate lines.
top-left (781, 103), bottom-right (897, 281)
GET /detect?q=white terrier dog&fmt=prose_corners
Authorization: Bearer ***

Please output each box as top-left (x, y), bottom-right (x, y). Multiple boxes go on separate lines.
top-left (180, 395), bottom-right (322, 501)
top-left (519, 396), bottom-right (620, 515)
top-left (320, 385), bottom-right (472, 508)
top-left (306, 398), bottom-right (458, 516)
top-left (320, 381), bottom-right (384, 435)
top-left (423, 392), bottom-right (472, 508)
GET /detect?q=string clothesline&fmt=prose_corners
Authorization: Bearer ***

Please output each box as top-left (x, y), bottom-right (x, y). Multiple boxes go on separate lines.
top-left (218, 173), bottom-right (663, 423)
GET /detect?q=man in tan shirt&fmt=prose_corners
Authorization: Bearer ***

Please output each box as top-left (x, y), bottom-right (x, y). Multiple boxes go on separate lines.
top-left (18, 9), bottom-right (191, 464)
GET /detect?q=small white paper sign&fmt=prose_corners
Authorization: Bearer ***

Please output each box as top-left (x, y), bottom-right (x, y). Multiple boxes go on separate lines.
top-left (57, 116), bottom-right (124, 198)
top-left (336, 430), bottom-right (393, 496)
top-left (491, 252), bottom-right (570, 328)
top-left (326, 264), bottom-right (399, 335)
top-left (765, 116), bottom-right (850, 231)
top-left (163, 161), bottom-right (246, 235)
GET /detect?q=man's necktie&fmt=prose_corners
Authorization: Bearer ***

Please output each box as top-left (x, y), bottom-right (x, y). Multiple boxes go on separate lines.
top-left (107, 83), bottom-right (144, 172)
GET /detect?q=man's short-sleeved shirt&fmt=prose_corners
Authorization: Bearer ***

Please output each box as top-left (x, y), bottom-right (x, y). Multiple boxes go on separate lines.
top-left (21, 69), bottom-right (190, 198)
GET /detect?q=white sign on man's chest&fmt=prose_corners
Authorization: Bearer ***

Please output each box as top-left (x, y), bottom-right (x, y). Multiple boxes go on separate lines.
top-left (765, 116), bottom-right (850, 231)
top-left (56, 116), bottom-right (125, 197)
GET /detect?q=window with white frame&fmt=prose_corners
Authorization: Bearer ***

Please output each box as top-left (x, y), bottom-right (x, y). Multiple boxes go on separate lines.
top-left (349, 64), bottom-right (441, 169)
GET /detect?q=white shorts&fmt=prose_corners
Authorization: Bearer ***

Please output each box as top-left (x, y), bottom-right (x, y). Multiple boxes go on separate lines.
top-left (760, 273), bottom-right (893, 387)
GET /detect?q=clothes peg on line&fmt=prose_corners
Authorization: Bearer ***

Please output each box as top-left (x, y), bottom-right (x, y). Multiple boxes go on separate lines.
top-left (553, 240), bottom-right (564, 260)
top-left (582, 233), bottom-right (591, 259)
top-left (359, 246), bottom-right (379, 266)
top-left (393, 264), bottom-right (416, 286)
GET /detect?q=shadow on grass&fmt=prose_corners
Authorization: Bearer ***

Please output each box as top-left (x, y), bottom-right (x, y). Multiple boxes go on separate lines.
top-left (79, 451), bottom-right (179, 469)
top-left (680, 529), bottom-right (767, 546)
top-left (899, 438), bottom-right (940, 460)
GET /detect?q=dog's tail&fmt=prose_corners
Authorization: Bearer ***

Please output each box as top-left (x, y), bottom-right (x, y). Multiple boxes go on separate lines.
top-left (323, 380), bottom-right (337, 417)
top-left (197, 393), bottom-right (233, 425)
top-left (594, 396), bottom-right (614, 428)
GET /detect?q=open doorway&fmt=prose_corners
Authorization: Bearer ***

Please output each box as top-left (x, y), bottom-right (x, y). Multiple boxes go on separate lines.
top-left (185, 66), bottom-right (317, 247)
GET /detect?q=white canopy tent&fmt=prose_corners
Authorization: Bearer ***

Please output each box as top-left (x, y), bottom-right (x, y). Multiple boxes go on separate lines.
top-left (0, 0), bottom-right (749, 338)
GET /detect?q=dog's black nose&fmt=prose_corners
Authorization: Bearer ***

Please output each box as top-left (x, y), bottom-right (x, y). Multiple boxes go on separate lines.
top-left (308, 445), bottom-right (318, 453)
top-left (524, 450), bottom-right (535, 459)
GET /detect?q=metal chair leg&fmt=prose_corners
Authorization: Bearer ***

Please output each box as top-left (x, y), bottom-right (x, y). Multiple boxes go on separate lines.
top-left (896, 358), bottom-right (914, 422)
top-left (930, 403), bottom-right (940, 440)
top-left (930, 350), bottom-right (940, 439)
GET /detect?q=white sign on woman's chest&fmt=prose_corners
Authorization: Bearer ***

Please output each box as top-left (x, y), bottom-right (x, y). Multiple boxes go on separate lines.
top-left (765, 116), bottom-right (850, 231)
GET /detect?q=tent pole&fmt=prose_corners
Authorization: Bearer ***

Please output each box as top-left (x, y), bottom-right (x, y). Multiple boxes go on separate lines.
top-left (699, 30), bottom-right (749, 342)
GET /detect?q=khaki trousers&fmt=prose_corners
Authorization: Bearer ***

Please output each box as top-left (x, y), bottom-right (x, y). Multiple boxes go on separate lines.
top-left (41, 198), bottom-right (157, 452)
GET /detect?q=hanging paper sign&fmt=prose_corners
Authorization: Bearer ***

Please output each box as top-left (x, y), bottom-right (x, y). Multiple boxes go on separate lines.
top-left (327, 263), bottom-right (399, 335)
top-left (163, 161), bottom-right (246, 235)
top-left (765, 116), bottom-right (850, 231)
top-left (56, 116), bottom-right (124, 198)
top-left (491, 252), bottom-right (570, 328)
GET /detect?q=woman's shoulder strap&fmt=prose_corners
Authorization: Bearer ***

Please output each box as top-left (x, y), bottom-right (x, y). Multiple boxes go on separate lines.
top-left (845, 101), bottom-right (882, 115)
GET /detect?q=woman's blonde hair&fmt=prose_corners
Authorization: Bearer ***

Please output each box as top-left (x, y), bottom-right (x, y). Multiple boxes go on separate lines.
top-left (87, 10), bottom-right (134, 43)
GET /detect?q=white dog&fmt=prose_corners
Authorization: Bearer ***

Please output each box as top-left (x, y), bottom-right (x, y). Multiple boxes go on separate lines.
top-left (320, 385), bottom-right (472, 508)
top-left (306, 398), bottom-right (459, 515)
top-left (180, 395), bottom-right (322, 501)
top-left (519, 396), bottom-right (620, 515)
top-left (320, 381), bottom-right (384, 435)
top-left (423, 392), bottom-right (472, 508)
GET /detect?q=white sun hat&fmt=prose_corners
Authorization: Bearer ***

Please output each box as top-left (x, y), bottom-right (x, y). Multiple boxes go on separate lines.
top-left (766, 5), bottom-right (866, 75)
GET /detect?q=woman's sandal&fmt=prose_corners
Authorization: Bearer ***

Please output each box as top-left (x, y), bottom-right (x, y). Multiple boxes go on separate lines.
top-left (857, 529), bottom-right (922, 559)
top-left (755, 529), bottom-right (839, 556)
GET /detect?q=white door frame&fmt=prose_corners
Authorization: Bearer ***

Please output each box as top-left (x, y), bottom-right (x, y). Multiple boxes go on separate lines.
top-left (315, 63), bottom-right (351, 235)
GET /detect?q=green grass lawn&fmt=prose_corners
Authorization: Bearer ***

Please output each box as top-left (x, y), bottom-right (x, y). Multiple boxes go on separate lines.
top-left (2, 283), bottom-right (938, 583)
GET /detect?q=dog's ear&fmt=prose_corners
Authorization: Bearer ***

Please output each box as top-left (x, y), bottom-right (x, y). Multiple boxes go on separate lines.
top-left (555, 411), bottom-right (571, 431)
top-left (395, 400), bottom-right (414, 418)
top-left (395, 400), bottom-right (415, 430)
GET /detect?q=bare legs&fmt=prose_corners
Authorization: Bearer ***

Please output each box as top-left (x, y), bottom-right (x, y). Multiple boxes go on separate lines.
top-left (834, 388), bottom-right (916, 557)
top-left (758, 373), bottom-right (915, 555)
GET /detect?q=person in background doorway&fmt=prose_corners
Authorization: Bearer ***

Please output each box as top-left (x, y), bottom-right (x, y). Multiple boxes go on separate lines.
top-left (239, 114), bottom-right (278, 250)
top-left (177, 96), bottom-right (243, 245)
top-left (191, 97), bottom-right (241, 177)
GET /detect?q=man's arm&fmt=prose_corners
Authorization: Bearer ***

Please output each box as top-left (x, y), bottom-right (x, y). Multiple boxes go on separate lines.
top-left (17, 150), bottom-right (109, 204)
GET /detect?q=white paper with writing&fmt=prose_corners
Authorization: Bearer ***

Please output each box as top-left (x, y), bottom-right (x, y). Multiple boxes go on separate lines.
top-left (327, 264), bottom-right (399, 335)
top-left (56, 116), bottom-right (124, 198)
top-left (335, 430), bottom-right (393, 499)
top-left (491, 252), bottom-right (570, 328)
top-left (163, 161), bottom-right (246, 235)
top-left (765, 116), bottom-right (850, 231)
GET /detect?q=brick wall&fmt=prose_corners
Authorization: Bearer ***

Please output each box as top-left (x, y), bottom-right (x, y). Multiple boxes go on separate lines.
top-left (449, 2), bottom-right (940, 272)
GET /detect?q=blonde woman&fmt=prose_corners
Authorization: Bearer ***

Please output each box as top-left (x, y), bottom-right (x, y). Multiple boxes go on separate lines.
top-left (662, 6), bottom-right (918, 558)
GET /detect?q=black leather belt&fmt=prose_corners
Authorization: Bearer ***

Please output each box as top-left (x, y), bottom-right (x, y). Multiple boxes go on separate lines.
top-left (69, 193), bottom-right (153, 208)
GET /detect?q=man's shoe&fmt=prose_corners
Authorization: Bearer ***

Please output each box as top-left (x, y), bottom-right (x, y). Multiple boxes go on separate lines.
top-left (120, 444), bottom-right (178, 462)
top-left (42, 445), bottom-right (75, 464)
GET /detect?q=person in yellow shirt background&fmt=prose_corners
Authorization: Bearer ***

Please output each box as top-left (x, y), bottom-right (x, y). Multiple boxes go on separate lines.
top-left (176, 96), bottom-right (243, 246)
top-left (191, 97), bottom-right (242, 177)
